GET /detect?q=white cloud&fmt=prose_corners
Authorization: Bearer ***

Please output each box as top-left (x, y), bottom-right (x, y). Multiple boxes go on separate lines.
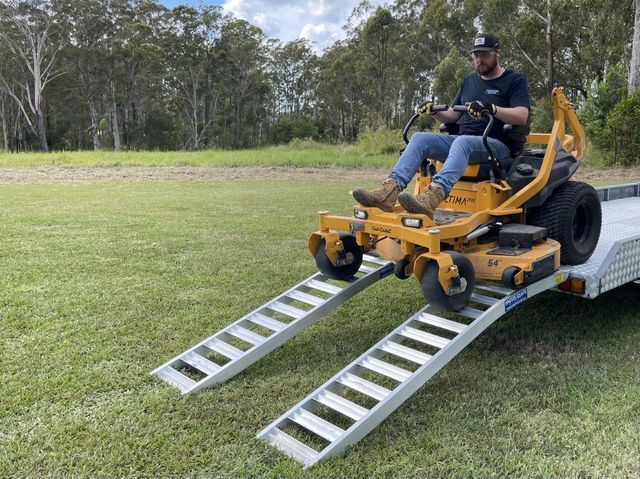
top-left (220, 0), bottom-right (390, 52)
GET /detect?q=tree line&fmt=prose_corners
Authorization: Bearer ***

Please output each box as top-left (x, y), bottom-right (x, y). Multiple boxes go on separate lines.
top-left (0, 0), bottom-right (637, 156)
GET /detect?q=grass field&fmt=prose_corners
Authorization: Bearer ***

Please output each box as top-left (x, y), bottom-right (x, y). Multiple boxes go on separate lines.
top-left (1, 151), bottom-right (639, 478)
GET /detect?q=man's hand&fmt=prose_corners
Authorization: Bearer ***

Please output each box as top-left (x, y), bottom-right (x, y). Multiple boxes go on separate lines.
top-left (467, 100), bottom-right (497, 120)
top-left (416, 101), bottom-right (435, 117)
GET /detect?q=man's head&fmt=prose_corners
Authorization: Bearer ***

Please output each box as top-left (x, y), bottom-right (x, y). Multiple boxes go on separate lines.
top-left (470, 33), bottom-right (501, 77)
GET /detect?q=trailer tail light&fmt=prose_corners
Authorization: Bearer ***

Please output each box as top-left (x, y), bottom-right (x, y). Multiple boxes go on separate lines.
top-left (558, 277), bottom-right (586, 294)
top-left (401, 217), bottom-right (423, 228)
top-left (354, 209), bottom-right (368, 219)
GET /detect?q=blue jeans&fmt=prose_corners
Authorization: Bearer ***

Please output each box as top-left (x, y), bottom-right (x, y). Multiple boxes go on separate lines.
top-left (389, 132), bottom-right (511, 196)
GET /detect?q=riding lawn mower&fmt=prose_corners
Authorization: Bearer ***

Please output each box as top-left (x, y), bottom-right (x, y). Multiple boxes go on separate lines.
top-left (308, 88), bottom-right (602, 312)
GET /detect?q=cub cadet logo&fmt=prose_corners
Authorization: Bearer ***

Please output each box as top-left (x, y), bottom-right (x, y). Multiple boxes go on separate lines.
top-left (444, 195), bottom-right (474, 206)
top-left (372, 225), bottom-right (392, 234)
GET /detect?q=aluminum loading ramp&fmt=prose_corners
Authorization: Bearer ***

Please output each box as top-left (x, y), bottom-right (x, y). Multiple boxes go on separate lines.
top-left (258, 273), bottom-right (568, 467)
top-left (152, 255), bottom-right (392, 394)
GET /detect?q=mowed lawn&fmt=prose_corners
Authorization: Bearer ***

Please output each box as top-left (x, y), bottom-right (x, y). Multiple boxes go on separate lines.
top-left (1, 168), bottom-right (639, 478)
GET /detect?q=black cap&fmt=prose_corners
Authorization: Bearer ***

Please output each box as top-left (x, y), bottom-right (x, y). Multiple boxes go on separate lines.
top-left (470, 33), bottom-right (500, 53)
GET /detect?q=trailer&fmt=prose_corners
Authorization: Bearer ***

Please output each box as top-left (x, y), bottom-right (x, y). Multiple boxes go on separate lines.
top-left (152, 181), bottom-right (640, 468)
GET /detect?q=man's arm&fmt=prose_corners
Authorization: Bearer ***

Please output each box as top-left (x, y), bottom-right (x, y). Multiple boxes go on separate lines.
top-left (493, 106), bottom-right (529, 125)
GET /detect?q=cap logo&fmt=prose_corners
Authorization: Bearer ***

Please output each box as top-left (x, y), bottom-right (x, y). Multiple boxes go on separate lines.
top-left (474, 37), bottom-right (485, 46)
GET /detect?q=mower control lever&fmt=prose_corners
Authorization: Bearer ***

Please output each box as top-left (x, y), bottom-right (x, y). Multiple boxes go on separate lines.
top-left (402, 104), bottom-right (450, 145)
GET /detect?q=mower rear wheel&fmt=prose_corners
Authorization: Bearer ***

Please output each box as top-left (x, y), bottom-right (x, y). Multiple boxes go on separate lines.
top-left (527, 181), bottom-right (601, 265)
top-left (314, 233), bottom-right (363, 280)
top-left (420, 252), bottom-right (475, 312)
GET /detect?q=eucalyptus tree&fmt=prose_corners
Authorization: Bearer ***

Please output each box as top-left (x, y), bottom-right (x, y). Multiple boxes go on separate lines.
top-left (216, 18), bottom-right (271, 148)
top-left (630, 0), bottom-right (640, 94)
top-left (0, 0), bottom-right (66, 151)
top-left (270, 38), bottom-right (318, 116)
top-left (164, 5), bottom-right (222, 149)
top-left (59, 0), bottom-right (112, 150)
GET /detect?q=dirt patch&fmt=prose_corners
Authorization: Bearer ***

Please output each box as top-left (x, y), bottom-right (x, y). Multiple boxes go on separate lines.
top-left (0, 165), bottom-right (388, 184)
top-left (0, 164), bottom-right (639, 185)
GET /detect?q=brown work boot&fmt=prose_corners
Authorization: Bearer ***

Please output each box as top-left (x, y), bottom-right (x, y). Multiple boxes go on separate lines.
top-left (398, 183), bottom-right (446, 219)
top-left (352, 178), bottom-right (401, 212)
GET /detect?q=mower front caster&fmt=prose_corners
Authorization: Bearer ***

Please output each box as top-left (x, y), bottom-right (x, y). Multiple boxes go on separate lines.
top-left (501, 266), bottom-right (522, 289)
top-left (421, 252), bottom-right (476, 312)
top-left (314, 233), bottom-right (363, 280)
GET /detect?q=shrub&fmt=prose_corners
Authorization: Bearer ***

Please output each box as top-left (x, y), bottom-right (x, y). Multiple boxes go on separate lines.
top-left (579, 64), bottom-right (628, 150)
top-left (271, 115), bottom-right (319, 144)
top-left (355, 126), bottom-right (403, 156)
top-left (602, 90), bottom-right (640, 166)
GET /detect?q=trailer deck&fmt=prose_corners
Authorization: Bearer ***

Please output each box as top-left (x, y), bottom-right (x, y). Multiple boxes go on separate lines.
top-left (560, 183), bottom-right (640, 297)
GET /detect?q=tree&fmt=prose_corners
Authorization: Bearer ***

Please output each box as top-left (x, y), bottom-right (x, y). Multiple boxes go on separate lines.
top-left (0, 0), bottom-right (65, 151)
top-left (630, 0), bottom-right (640, 94)
top-left (217, 19), bottom-right (270, 148)
top-left (165, 5), bottom-right (222, 149)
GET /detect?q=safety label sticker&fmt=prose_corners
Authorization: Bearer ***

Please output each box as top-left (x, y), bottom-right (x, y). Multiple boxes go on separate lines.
top-left (504, 288), bottom-right (528, 312)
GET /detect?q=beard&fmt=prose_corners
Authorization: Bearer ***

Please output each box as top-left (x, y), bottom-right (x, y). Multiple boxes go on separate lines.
top-left (476, 57), bottom-right (499, 76)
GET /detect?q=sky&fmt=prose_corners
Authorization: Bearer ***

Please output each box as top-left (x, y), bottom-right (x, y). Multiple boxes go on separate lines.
top-left (160, 0), bottom-right (389, 52)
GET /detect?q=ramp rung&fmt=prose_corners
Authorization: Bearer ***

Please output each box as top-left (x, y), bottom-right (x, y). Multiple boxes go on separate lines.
top-left (305, 279), bottom-right (343, 295)
top-left (470, 293), bottom-right (500, 306)
top-left (362, 254), bottom-right (389, 265)
top-left (289, 409), bottom-right (345, 442)
top-left (358, 264), bottom-right (375, 273)
top-left (155, 367), bottom-right (196, 393)
top-left (475, 283), bottom-right (513, 296)
top-left (267, 301), bottom-right (306, 319)
top-left (456, 307), bottom-right (483, 319)
top-left (203, 338), bottom-right (243, 361)
top-left (361, 356), bottom-right (412, 382)
top-left (399, 326), bottom-right (450, 349)
top-left (181, 351), bottom-right (221, 376)
top-left (417, 313), bottom-right (466, 333)
top-left (337, 372), bottom-right (391, 401)
top-left (379, 341), bottom-right (431, 365)
top-left (287, 290), bottom-right (324, 307)
top-left (227, 326), bottom-right (265, 346)
top-left (315, 390), bottom-right (368, 421)
top-left (248, 313), bottom-right (286, 332)
top-left (263, 428), bottom-right (319, 467)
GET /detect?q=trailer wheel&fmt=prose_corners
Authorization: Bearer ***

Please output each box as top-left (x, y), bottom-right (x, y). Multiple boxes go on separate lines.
top-left (528, 181), bottom-right (601, 265)
top-left (421, 252), bottom-right (475, 312)
top-left (314, 233), bottom-right (363, 280)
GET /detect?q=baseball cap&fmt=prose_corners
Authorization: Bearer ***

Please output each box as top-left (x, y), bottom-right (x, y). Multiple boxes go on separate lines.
top-left (470, 33), bottom-right (500, 53)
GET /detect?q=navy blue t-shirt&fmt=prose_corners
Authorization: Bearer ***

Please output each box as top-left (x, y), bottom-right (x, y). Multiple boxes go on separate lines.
top-left (452, 70), bottom-right (531, 153)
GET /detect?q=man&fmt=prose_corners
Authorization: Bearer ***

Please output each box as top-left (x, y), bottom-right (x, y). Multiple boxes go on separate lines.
top-left (352, 32), bottom-right (531, 220)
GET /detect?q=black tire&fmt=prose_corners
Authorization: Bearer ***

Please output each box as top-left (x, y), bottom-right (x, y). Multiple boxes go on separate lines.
top-left (502, 266), bottom-right (521, 289)
top-left (527, 181), bottom-right (601, 265)
top-left (314, 233), bottom-right (363, 280)
top-left (420, 252), bottom-right (475, 312)
top-left (394, 258), bottom-right (411, 280)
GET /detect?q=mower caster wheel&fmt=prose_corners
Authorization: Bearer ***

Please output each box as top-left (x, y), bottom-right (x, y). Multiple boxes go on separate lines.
top-left (394, 258), bottom-right (412, 280)
top-left (314, 233), bottom-right (363, 281)
top-left (421, 252), bottom-right (475, 312)
top-left (502, 266), bottom-right (521, 289)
